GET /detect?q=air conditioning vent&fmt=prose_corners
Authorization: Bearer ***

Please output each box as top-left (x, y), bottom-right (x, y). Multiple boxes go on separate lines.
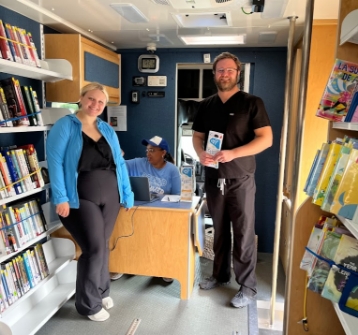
top-left (150, 0), bottom-right (170, 5)
top-left (150, 0), bottom-right (237, 9)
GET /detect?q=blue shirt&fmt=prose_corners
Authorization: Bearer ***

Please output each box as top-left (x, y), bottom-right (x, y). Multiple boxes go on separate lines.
top-left (46, 114), bottom-right (134, 208)
top-left (126, 158), bottom-right (181, 195)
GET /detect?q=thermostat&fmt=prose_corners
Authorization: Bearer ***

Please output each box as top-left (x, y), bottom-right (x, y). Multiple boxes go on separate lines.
top-left (148, 76), bottom-right (167, 87)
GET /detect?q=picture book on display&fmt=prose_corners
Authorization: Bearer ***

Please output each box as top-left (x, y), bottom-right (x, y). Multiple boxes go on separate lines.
top-left (305, 142), bottom-right (330, 197)
top-left (307, 230), bottom-right (342, 294)
top-left (312, 140), bottom-right (343, 206)
top-left (330, 148), bottom-right (358, 220)
top-left (316, 59), bottom-right (358, 122)
top-left (321, 234), bottom-right (358, 308)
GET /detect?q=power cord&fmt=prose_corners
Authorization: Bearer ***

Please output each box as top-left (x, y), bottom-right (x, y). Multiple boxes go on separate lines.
top-left (241, 7), bottom-right (253, 15)
top-left (109, 200), bottom-right (154, 251)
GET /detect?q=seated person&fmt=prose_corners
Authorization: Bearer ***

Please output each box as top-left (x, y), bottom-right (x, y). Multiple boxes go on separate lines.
top-left (110, 135), bottom-right (181, 282)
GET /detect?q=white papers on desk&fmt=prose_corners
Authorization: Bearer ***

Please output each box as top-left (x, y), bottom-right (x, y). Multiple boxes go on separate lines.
top-left (107, 105), bottom-right (127, 131)
top-left (161, 195), bottom-right (181, 202)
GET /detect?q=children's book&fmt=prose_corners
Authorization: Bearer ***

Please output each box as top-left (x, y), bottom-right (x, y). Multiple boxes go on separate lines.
top-left (330, 148), bottom-right (358, 219)
top-left (306, 142), bottom-right (330, 197)
top-left (316, 59), bottom-right (358, 122)
top-left (312, 141), bottom-right (343, 206)
top-left (351, 104), bottom-right (358, 123)
top-left (307, 230), bottom-right (342, 294)
top-left (304, 149), bottom-right (320, 193)
top-left (321, 144), bottom-right (352, 212)
top-left (321, 234), bottom-right (358, 305)
top-left (344, 91), bottom-right (358, 122)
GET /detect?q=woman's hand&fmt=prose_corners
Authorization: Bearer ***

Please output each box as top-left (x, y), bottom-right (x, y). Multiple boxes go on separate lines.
top-left (56, 202), bottom-right (70, 218)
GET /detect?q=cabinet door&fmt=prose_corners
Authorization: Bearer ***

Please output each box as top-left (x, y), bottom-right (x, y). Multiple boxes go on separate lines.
top-left (45, 34), bottom-right (121, 105)
top-left (81, 37), bottom-right (121, 105)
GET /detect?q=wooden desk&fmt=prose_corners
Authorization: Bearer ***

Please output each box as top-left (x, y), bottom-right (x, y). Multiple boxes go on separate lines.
top-left (109, 196), bottom-right (205, 299)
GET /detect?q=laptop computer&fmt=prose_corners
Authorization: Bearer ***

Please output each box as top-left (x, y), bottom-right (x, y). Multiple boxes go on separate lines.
top-left (129, 176), bottom-right (159, 202)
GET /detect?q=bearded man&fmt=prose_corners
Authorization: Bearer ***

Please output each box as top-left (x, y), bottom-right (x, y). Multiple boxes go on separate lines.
top-left (192, 52), bottom-right (273, 308)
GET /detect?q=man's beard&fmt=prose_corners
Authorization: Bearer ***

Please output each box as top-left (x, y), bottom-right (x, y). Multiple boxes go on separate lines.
top-left (215, 75), bottom-right (238, 92)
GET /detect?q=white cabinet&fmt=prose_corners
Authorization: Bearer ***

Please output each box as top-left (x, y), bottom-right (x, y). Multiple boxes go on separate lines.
top-left (0, 58), bottom-right (76, 335)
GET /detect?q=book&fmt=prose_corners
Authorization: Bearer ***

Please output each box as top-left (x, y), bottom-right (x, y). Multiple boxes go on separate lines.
top-left (0, 155), bottom-right (16, 197)
top-left (22, 252), bottom-right (35, 288)
top-left (4, 23), bottom-right (21, 64)
top-left (27, 32), bottom-right (41, 68)
top-left (3, 22), bottom-right (17, 64)
top-left (344, 91), bottom-right (358, 122)
top-left (351, 104), bottom-right (358, 123)
top-left (20, 86), bottom-right (38, 126)
top-left (18, 144), bottom-right (44, 188)
top-left (330, 148), bottom-right (358, 219)
top-left (321, 143), bottom-right (354, 212)
top-left (1, 151), bottom-right (23, 195)
top-left (304, 149), bottom-right (320, 193)
top-left (306, 142), bottom-right (330, 196)
top-left (0, 87), bottom-right (14, 127)
top-left (321, 234), bottom-right (358, 305)
top-left (29, 87), bottom-right (44, 126)
top-left (316, 59), bottom-right (358, 122)
top-left (0, 19), bottom-right (12, 61)
top-left (307, 230), bottom-right (342, 294)
top-left (0, 77), bottom-right (30, 126)
top-left (312, 141), bottom-right (343, 206)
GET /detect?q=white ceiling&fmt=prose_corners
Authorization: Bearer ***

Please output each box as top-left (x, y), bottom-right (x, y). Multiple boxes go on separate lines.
top-left (0, 0), bottom-right (339, 51)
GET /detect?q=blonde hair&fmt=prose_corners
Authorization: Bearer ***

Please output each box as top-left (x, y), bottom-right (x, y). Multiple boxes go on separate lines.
top-left (212, 52), bottom-right (241, 72)
top-left (80, 82), bottom-right (109, 104)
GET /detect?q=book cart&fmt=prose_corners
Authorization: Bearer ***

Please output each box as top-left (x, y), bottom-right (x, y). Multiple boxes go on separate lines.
top-left (286, 1), bottom-right (358, 334)
top-left (0, 51), bottom-right (77, 334)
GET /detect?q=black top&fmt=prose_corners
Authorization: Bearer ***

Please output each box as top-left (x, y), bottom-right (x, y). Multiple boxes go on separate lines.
top-left (78, 132), bottom-right (116, 172)
top-left (192, 91), bottom-right (271, 178)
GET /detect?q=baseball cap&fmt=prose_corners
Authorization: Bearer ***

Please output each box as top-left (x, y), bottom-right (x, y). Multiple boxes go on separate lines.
top-left (142, 136), bottom-right (170, 153)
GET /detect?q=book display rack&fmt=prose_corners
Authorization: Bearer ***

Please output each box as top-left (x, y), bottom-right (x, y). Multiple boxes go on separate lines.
top-left (0, 27), bottom-right (76, 335)
top-left (286, 1), bottom-right (358, 335)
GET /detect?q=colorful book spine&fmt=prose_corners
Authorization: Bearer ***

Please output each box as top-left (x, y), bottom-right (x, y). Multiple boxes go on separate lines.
top-left (312, 141), bottom-right (343, 206)
top-left (0, 87), bottom-right (14, 127)
top-left (22, 252), bottom-right (35, 288)
top-left (306, 142), bottom-right (330, 196)
top-left (330, 148), bottom-right (358, 219)
top-left (1, 151), bottom-right (23, 195)
top-left (29, 87), bottom-right (44, 126)
top-left (0, 19), bottom-right (13, 61)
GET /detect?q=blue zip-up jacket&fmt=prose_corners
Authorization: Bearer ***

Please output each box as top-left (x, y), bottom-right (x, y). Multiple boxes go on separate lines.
top-left (46, 114), bottom-right (134, 209)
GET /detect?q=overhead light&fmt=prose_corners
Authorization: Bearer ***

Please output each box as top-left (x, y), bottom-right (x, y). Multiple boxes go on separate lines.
top-left (179, 35), bottom-right (245, 45)
top-left (110, 3), bottom-right (149, 23)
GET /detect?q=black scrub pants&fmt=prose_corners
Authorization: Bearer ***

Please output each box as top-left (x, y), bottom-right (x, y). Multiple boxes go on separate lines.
top-left (205, 175), bottom-right (257, 296)
top-left (59, 169), bottom-right (121, 316)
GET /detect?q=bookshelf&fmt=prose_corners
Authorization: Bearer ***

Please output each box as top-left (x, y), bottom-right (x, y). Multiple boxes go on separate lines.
top-left (0, 41), bottom-right (76, 335)
top-left (285, 1), bottom-right (358, 334)
top-left (0, 58), bottom-right (72, 83)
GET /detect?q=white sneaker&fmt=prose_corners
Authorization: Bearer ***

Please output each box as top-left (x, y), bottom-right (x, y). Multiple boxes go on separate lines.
top-left (102, 297), bottom-right (114, 310)
top-left (162, 277), bottom-right (174, 283)
top-left (110, 272), bottom-right (123, 281)
top-left (88, 308), bottom-right (110, 322)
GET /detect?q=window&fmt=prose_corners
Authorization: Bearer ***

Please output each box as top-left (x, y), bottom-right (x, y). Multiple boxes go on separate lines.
top-left (177, 63), bottom-right (251, 100)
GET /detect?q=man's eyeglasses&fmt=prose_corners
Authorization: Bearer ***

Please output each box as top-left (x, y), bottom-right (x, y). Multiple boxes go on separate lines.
top-left (146, 148), bottom-right (162, 153)
top-left (214, 68), bottom-right (239, 75)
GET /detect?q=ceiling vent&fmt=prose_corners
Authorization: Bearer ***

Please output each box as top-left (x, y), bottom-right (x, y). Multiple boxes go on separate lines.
top-left (151, 0), bottom-right (236, 9)
top-left (172, 12), bottom-right (232, 27)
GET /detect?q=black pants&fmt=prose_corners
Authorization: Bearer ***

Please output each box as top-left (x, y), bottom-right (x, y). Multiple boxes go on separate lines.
top-left (60, 170), bottom-right (120, 316)
top-left (205, 176), bottom-right (257, 296)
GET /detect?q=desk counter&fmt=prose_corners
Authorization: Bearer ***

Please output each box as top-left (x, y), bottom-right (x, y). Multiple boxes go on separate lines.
top-left (109, 196), bottom-right (205, 299)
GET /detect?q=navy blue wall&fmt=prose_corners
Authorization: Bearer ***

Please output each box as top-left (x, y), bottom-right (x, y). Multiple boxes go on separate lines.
top-left (118, 48), bottom-right (287, 252)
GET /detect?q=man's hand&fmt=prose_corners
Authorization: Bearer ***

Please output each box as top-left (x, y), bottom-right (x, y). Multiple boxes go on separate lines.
top-left (213, 150), bottom-right (235, 163)
top-left (198, 151), bottom-right (216, 166)
top-left (56, 202), bottom-right (70, 218)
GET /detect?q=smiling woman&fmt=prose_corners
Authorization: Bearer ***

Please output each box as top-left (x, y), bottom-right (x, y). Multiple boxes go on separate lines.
top-left (46, 82), bottom-right (133, 322)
